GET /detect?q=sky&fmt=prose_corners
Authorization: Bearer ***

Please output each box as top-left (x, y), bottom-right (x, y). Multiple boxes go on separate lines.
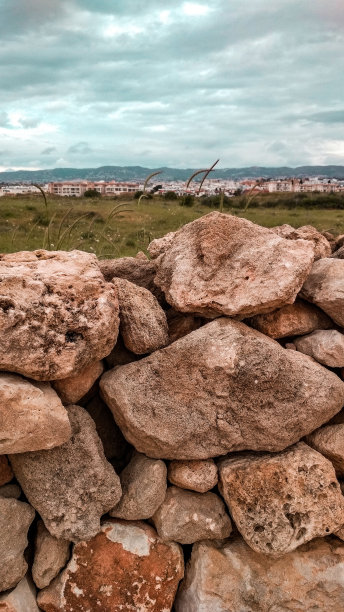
top-left (0, 0), bottom-right (344, 171)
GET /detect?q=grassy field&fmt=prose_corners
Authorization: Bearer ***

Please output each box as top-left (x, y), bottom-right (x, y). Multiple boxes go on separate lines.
top-left (0, 192), bottom-right (343, 258)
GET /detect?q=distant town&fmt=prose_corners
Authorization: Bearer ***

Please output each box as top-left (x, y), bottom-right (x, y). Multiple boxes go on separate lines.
top-left (1, 176), bottom-right (344, 198)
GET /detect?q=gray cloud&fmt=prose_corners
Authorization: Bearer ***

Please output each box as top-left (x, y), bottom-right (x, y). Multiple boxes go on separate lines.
top-left (41, 146), bottom-right (57, 154)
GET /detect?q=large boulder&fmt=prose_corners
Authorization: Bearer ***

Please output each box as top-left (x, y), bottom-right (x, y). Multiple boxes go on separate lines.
top-left (0, 497), bottom-right (35, 592)
top-left (37, 520), bottom-right (184, 612)
top-left (0, 250), bottom-right (119, 380)
top-left (148, 212), bottom-right (314, 318)
top-left (246, 299), bottom-right (332, 338)
top-left (113, 277), bottom-right (169, 354)
top-left (100, 319), bottom-right (344, 459)
top-left (218, 442), bottom-right (344, 556)
top-left (175, 536), bottom-right (344, 612)
top-left (272, 224), bottom-right (332, 259)
top-left (0, 373), bottom-right (71, 454)
top-left (32, 521), bottom-right (70, 589)
top-left (10, 405), bottom-right (122, 542)
top-left (294, 329), bottom-right (344, 367)
top-left (301, 258), bottom-right (344, 327)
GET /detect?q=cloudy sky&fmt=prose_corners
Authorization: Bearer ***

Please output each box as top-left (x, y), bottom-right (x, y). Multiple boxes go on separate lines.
top-left (0, 0), bottom-right (344, 170)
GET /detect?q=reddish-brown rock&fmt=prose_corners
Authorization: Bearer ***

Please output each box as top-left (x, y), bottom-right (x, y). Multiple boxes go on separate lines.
top-left (246, 299), bottom-right (332, 338)
top-left (167, 309), bottom-right (203, 343)
top-left (0, 497), bottom-right (35, 592)
top-left (100, 318), bottom-right (344, 459)
top-left (32, 521), bottom-right (70, 589)
top-left (148, 212), bottom-right (314, 318)
top-left (0, 455), bottom-right (13, 486)
top-left (52, 360), bottom-right (104, 404)
top-left (306, 423), bottom-right (344, 476)
top-left (113, 277), bottom-right (169, 354)
top-left (168, 459), bottom-right (218, 493)
top-left (218, 442), bottom-right (344, 556)
top-left (272, 224), bottom-right (331, 259)
top-left (301, 258), bottom-right (344, 327)
top-left (294, 329), bottom-right (344, 367)
top-left (37, 520), bottom-right (184, 612)
top-left (0, 250), bottom-right (119, 380)
top-left (175, 536), bottom-right (344, 612)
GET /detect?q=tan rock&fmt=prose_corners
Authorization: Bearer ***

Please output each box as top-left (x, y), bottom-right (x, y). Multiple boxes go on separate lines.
top-left (113, 277), bottom-right (169, 354)
top-left (301, 258), bottom-right (344, 327)
top-left (148, 212), bottom-right (314, 318)
top-left (167, 309), bottom-right (203, 343)
top-left (32, 521), bottom-right (70, 590)
top-left (175, 536), bottom-right (344, 612)
top-left (98, 252), bottom-right (161, 298)
top-left (306, 423), bottom-right (344, 476)
top-left (0, 576), bottom-right (39, 611)
top-left (168, 459), bottom-right (218, 493)
top-left (100, 318), bottom-right (344, 459)
top-left (37, 520), bottom-right (184, 612)
top-left (0, 374), bottom-right (71, 454)
top-left (332, 245), bottom-right (344, 259)
top-left (110, 451), bottom-right (167, 520)
top-left (294, 329), bottom-right (344, 367)
top-left (52, 360), bottom-right (104, 404)
top-left (218, 442), bottom-right (344, 556)
top-left (246, 298), bottom-right (332, 338)
top-left (0, 250), bottom-right (119, 380)
top-left (0, 497), bottom-right (35, 592)
top-left (85, 395), bottom-right (129, 462)
top-left (104, 335), bottom-right (139, 369)
top-left (0, 484), bottom-right (21, 499)
top-left (272, 223), bottom-right (332, 259)
top-left (148, 231), bottom-right (176, 258)
top-left (0, 455), bottom-right (13, 485)
top-left (10, 405), bottom-right (121, 542)
top-left (152, 486), bottom-right (232, 544)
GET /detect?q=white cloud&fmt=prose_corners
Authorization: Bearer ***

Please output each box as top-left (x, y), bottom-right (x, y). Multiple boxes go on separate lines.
top-left (182, 3), bottom-right (210, 16)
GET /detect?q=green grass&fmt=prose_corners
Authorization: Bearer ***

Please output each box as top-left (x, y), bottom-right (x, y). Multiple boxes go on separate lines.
top-left (0, 193), bottom-right (343, 258)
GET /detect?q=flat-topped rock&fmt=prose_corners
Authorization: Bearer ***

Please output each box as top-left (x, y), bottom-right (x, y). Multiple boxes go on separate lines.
top-left (100, 318), bottom-right (344, 459)
top-left (37, 520), bottom-right (184, 612)
top-left (294, 329), bottom-right (344, 367)
top-left (0, 373), bottom-right (71, 454)
top-left (168, 459), bottom-right (218, 493)
top-left (247, 299), bottom-right (332, 338)
top-left (10, 405), bottom-right (122, 542)
top-left (148, 212), bottom-right (314, 317)
top-left (272, 224), bottom-right (331, 259)
top-left (175, 536), bottom-right (344, 612)
top-left (0, 250), bottom-right (119, 380)
top-left (0, 497), bottom-right (35, 592)
top-left (301, 258), bottom-right (344, 327)
top-left (218, 442), bottom-right (344, 556)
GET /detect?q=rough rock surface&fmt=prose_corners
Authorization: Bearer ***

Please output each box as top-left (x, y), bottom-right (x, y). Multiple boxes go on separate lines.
top-left (0, 497), bottom-right (35, 592)
top-left (332, 245), bottom-right (344, 259)
top-left (52, 360), bottom-right (104, 404)
top-left (10, 405), bottom-right (122, 542)
top-left (110, 451), bottom-right (167, 520)
top-left (0, 484), bottom-right (21, 499)
top-left (152, 486), bottom-right (232, 544)
top-left (218, 442), bottom-right (344, 556)
top-left (306, 424), bottom-right (344, 476)
top-left (104, 335), bottom-right (139, 369)
top-left (175, 536), bottom-right (344, 612)
top-left (85, 395), bottom-right (128, 462)
top-left (0, 576), bottom-right (40, 611)
top-left (272, 223), bottom-right (332, 259)
top-left (0, 455), bottom-right (13, 485)
top-left (32, 521), bottom-right (70, 589)
top-left (167, 310), bottom-right (203, 343)
top-left (301, 258), bottom-right (344, 326)
top-left (246, 299), bottom-right (332, 338)
top-left (168, 459), bottom-right (218, 493)
top-left (0, 373), bottom-right (71, 454)
top-left (294, 329), bottom-right (344, 367)
top-left (98, 252), bottom-right (161, 298)
top-left (148, 212), bottom-right (315, 317)
top-left (37, 520), bottom-right (184, 612)
top-left (100, 318), bottom-right (344, 459)
top-left (113, 277), bottom-right (169, 354)
top-left (0, 250), bottom-right (119, 380)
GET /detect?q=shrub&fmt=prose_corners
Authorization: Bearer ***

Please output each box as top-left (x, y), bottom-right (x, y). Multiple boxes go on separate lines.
top-left (84, 189), bottom-right (101, 198)
top-left (180, 194), bottom-right (194, 207)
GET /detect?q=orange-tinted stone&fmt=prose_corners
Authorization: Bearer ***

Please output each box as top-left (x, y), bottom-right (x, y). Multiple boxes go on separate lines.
top-left (0, 456), bottom-right (13, 486)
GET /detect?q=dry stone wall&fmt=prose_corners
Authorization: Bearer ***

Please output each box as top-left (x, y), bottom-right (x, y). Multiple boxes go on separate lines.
top-left (1, 211), bottom-right (344, 610)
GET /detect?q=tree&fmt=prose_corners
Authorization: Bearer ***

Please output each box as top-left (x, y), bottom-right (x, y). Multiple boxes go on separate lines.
top-left (84, 189), bottom-right (101, 198)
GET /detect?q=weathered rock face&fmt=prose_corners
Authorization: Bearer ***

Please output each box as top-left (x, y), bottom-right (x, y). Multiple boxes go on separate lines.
top-left (272, 224), bottom-right (332, 260)
top-left (168, 459), bottom-right (218, 493)
top-left (113, 277), bottom-right (169, 354)
top-left (301, 258), bottom-right (344, 327)
top-left (175, 536), bottom-right (344, 612)
top-left (0, 250), bottom-right (119, 380)
top-left (52, 360), bottom-right (104, 405)
top-left (98, 252), bottom-right (161, 298)
top-left (332, 245), bottom-right (344, 259)
top-left (85, 395), bottom-right (129, 462)
top-left (148, 212), bottom-right (315, 318)
top-left (218, 442), bottom-right (344, 556)
top-left (294, 329), bottom-right (344, 367)
top-left (152, 486), bottom-right (232, 544)
top-left (10, 405), bottom-right (122, 542)
top-left (0, 374), bottom-right (71, 454)
top-left (246, 299), bottom-right (332, 339)
top-left (110, 451), bottom-right (167, 520)
top-left (0, 576), bottom-right (40, 612)
top-left (32, 521), bottom-right (70, 589)
top-left (0, 455), bottom-right (13, 485)
top-left (167, 310), bottom-right (203, 343)
top-left (37, 520), bottom-right (184, 612)
top-left (306, 424), bottom-right (344, 476)
top-left (100, 319), bottom-right (344, 459)
top-left (0, 497), bottom-right (35, 592)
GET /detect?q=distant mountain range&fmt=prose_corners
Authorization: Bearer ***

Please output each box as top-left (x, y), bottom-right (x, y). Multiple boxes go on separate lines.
top-left (1, 165), bottom-right (344, 182)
